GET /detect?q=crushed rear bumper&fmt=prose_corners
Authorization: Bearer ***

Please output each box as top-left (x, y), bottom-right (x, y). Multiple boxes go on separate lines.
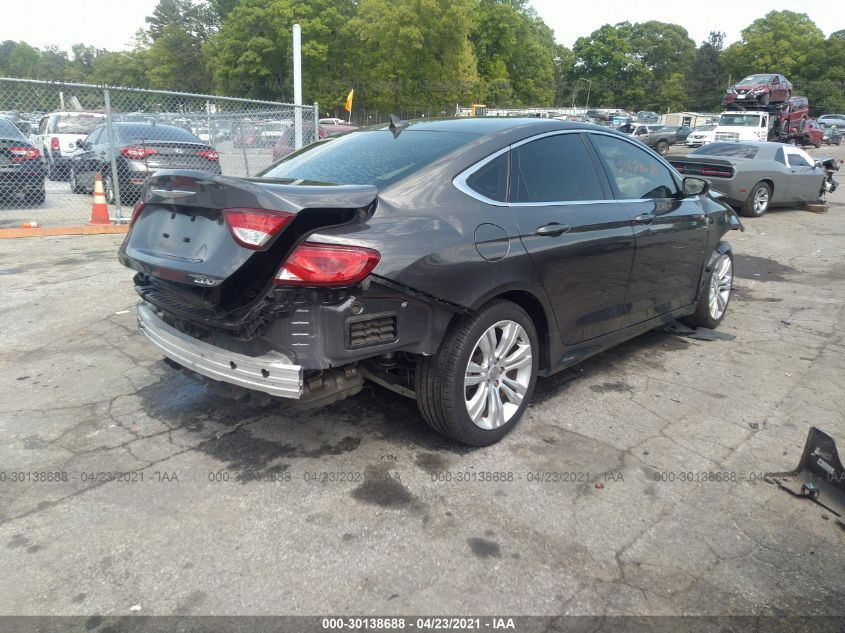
top-left (137, 301), bottom-right (303, 398)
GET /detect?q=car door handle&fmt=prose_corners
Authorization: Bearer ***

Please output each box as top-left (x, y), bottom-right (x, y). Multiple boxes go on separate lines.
top-left (634, 212), bottom-right (655, 222)
top-left (535, 223), bottom-right (570, 236)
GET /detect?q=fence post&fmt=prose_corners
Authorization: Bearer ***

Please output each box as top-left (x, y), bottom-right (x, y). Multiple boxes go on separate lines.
top-left (102, 88), bottom-right (124, 222)
top-left (313, 103), bottom-right (319, 143)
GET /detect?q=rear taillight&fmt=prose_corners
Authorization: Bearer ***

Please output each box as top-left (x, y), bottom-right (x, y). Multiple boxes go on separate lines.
top-left (224, 208), bottom-right (294, 249)
top-left (8, 147), bottom-right (40, 162)
top-left (197, 149), bottom-right (219, 161)
top-left (121, 146), bottom-right (158, 160)
top-left (129, 201), bottom-right (146, 228)
top-left (50, 137), bottom-right (60, 151)
top-left (275, 243), bottom-right (380, 286)
top-left (700, 167), bottom-right (733, 178)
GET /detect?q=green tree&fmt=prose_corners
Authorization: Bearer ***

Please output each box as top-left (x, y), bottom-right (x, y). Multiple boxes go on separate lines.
top-left (90, 51), bottom-right (149, 88)
top-left (722, 11), bottom-right (824, 81)
top-left (146, 0), bottom-right (215, 40)
top-left (206, 0), bottom-right (357, 104)
top-left (6, 42), bottom-right (40, 78)
top-left (349, 0), bottom-right (478, 112)
top-left (570, 23), bottom-right (654, 109)
top-left (686, 31), bottom-right (726, 111)
top-left (146, 24), bottom-right (210, 91)
top-left (630, 21), bottom-right (695, 84)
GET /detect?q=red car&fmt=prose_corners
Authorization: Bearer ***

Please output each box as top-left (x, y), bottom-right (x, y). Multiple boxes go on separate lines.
top-left (724, 73), bottom-right (792, 107)
top-left (271, 123), bottom-right (357, 162)
top-left (800, 119), bottom-right (824, 148)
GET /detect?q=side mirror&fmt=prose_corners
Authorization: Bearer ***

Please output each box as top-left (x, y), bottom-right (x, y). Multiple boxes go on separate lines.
top-left (683, 177), bottom-right (710, 197)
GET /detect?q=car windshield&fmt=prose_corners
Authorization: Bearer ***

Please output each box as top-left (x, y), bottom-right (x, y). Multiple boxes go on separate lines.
top-left (737, 75), bottom-right (770, 85)
top-left (116, 124), bottom-right (202, 143)
top-left (0, 117), bottom-right (27, 141)
top-left (261, 129), bottom-right (476, 187)
top-left (692, 143), bottom-right (759, 159)
top-left (719, 114), bottom-right (762, 127)
top-left (55, 114), bottom-right (104, 134)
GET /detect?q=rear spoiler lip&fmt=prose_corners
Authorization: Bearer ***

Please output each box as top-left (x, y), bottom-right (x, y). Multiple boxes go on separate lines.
top-left (667, 156), bottom-right (739, 168)
top-left (143, 170), bottom-right (378, 212)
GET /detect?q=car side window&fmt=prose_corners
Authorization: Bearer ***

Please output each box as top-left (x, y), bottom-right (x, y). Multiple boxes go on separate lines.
top-left (509, 134), bottom-right (605, 203)
top-left (774, 147), bottom-right (786, 165)
top-left (589, 134), bottom-right (679, 200)
top-left (785, 150), bottom-right (811, 167)
top-left (466, 152), bottom-right (508, 202)
top-left (38, 117), bottom-right (48, 135)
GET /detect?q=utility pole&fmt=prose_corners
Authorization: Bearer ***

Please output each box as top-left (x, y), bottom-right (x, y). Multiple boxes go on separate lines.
top-left (293, 24), bottom-right (303, 150)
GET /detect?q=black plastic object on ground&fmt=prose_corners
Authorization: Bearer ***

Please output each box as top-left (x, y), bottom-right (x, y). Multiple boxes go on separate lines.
top-left (765, 427), bottom-right (845, 530)
top-left (663, 320), bottom-right (736, 341)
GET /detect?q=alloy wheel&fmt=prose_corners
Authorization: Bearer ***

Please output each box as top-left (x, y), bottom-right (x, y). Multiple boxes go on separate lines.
top-left (708, 255), bottom-right (733, 321)
top-left (753, 187), bottom-right (769, 215)
top-left (464, 320), bottom-right (533, 430)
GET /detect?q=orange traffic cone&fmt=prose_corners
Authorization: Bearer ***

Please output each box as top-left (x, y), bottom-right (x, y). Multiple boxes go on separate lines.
top-left (88, 172), bottom-right (111, 225)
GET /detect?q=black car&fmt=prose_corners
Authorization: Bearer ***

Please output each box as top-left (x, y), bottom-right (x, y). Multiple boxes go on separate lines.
top-left (70, 123), bottom-right (222, 203)
top-left (120, 119), bottom-right (743, 446)
top-left (822, 126), bottom-right (842, 146)
top-left (0, 115), bottom-right (45, 206)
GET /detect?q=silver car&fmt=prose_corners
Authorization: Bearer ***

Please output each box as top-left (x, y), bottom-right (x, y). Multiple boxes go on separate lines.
top-left (686, 124), bottom-right (717, 147)
top-left (668, 142), bottom-right (827, 217)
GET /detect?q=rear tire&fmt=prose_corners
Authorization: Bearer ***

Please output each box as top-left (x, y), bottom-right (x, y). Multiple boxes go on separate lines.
top-left (69, 167), bottom-right (85, 194)
top-left (740, 181), bottom-right (771, 217)
top-left (415, 300), bottom-right (539, 446)
top-left (655, 140), bottom-right (669, 155)
top-left (682, 251), bottom-right (733, 329)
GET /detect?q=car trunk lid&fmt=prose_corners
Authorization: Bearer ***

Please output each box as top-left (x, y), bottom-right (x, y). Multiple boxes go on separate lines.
top-left (119, 170), bottom-right (377, 316)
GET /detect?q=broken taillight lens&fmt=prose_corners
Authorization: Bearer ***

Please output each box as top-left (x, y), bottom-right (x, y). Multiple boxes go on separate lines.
top-left (275, 242), bottom-right (380, 286)
top-left (224, 208), bottom-right (294, 249)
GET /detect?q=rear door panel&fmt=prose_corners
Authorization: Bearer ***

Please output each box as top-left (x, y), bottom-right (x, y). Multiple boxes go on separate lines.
top-left (508, 132), bottom-right (635, 344)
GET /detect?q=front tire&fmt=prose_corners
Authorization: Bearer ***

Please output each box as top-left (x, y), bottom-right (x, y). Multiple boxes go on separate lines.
top-left (416, 300), bottom-right (539, 446)
top-left (740, 181), bottom-right (771, 217)
top-left (682, 251), bottom-right (733, 329)
top-left (655, 140), bottom-right (669, 155)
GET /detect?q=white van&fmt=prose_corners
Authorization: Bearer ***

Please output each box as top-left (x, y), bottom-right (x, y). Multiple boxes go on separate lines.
top-left (31, 111), bottom-right (106, 179)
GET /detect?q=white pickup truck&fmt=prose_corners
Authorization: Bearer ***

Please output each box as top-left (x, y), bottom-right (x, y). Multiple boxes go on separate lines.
top-left (31, 111), bottom-right (105, 180)
top-left (712, 111), bottom-right (772, 143)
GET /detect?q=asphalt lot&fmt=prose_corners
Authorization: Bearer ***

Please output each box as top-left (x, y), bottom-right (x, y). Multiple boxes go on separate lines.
top-left (0, 143), bottom-right (844, 620)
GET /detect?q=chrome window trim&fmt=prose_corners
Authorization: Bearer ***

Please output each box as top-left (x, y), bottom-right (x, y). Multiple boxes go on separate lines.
top-left (452, 128), bottom-right (679, 207)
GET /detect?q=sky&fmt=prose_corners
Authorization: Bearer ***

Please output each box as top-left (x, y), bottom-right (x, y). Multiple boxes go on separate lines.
top-left (0, 0), bottom-right (840, 55)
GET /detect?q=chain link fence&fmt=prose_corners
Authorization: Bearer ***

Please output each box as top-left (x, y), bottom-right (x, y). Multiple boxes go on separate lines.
top-left (0, 78), bottom-right (319, 230)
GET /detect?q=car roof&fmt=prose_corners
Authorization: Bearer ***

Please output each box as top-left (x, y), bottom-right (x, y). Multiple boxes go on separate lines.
top-left (373, 117), bottom-right (603, 136)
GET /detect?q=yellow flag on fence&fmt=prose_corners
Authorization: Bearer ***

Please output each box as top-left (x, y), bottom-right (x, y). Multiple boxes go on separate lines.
top-left (344, 89), bottom-right (354, 113)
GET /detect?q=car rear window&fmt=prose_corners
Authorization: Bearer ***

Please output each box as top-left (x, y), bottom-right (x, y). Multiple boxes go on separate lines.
top-left (116, 124), bottom-right (203, 143)
top-left (54, 114), bottom-right (105, 134)
top-left (261, 130), bottom-right (476, 187)
top-left (692, 143), bottom-right (759, 159)
top-left (0, 117), bottom-right (26, 141)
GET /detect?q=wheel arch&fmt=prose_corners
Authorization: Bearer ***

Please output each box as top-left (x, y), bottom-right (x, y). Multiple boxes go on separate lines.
top-left (474, 288), bottom-right (554, 373)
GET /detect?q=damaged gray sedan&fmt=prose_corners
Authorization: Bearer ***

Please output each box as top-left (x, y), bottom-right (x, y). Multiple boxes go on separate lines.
top-left (120, 118), bottom-right (742, 445)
